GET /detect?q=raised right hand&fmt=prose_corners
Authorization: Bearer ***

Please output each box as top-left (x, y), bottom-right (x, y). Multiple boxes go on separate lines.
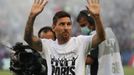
top-left (86, 0), bottom-right (100, 17)
top-left (30, 0), bottom-right (48, 16)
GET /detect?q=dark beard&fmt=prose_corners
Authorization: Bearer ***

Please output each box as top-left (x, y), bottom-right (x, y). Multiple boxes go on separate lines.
top-left (57, 34), bottom-right (70, 44)
top-left (63, 36), bottom-right (70, 42)
top-left (61, 34), bottom-right (70, 43)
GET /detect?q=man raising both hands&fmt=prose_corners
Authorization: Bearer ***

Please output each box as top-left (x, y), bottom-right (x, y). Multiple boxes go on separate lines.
top-left (24, 0), bottom-right (105, 75)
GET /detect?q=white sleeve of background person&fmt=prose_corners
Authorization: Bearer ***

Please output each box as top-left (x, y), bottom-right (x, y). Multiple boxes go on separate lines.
top-left (97, 27), bottom-right (124, 75)
top-left (86, 65), bottom-right (91, 75)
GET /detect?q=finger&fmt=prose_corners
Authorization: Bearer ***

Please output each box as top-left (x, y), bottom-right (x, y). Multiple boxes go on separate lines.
top-left (86, 6), bottom-right (92, 14)
top-left (86, 5), bottom-right (95, 16)
top-left (87, 0), bottom-right (90, 5)
top-left (94, 0), bottom-right (97, 3)
top-left (87, 0), bottom-right (93, 5)
top-left (38, 0), bottom-right (41, 4)
top-left (41, 0), bottom-right (48, 7)
top-left (86, 6), bottom-right (89, 12)
top-left (40, 0), bottom-right (44, 5)
top-left (37, 0), bottom-right (41, 4)
top-left (87, 0), bottom-right (89, 4)
top-left (96, 0), bottom-right (99, 4)
top-left (34, 0), bottom-right (37, 4)
top-left (91, 0), bottom-right (94, 4)
top-left (94, 0), bottom-right (99, 3)
top-left (92, 0), bottom-right (95, 3)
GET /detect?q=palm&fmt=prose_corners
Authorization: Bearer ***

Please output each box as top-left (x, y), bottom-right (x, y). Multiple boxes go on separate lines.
top-left (31, 4), bottom-right (44, 15)
top-left (87, 0), bottom-right (100, 15)
top-left (31, 0), bottom-right (48, 16)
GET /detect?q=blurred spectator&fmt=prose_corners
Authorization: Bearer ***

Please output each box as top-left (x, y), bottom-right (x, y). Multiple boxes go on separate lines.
top-left (128, 54), bottom-right (134, 67)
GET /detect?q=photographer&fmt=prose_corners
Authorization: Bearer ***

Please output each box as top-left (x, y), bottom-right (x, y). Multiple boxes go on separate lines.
top-left (10, 42), bottom-right (47, 75)
top-left (10, 26), bottom-right (55, 75)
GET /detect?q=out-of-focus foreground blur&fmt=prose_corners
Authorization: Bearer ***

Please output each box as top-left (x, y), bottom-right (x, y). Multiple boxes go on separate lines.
top-left (0, 0), bottom-right (134, 75)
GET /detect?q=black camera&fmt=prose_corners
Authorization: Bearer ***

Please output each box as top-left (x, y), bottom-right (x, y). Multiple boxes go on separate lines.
top-left (10, 42), bottom-right (47, 75)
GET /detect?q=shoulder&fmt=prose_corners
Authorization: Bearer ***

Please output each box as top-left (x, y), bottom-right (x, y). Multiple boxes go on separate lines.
top-left (72, 35), bottom-right (94, 45)
top-left (76, 35), bottom-right (94, 40)
top-left (41, 39), bottom-right (55, 44)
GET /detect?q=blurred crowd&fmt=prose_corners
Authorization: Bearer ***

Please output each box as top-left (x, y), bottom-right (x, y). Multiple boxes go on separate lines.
top-left (0, 0), bottom-right (134, 70)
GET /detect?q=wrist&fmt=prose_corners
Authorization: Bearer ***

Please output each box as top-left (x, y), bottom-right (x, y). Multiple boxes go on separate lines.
top-left (30, 13), bottom-right (37, 18)
top-left (93, 14), bottom-right (100, 19)
top-left (94, 14), bottom-right (100, 18)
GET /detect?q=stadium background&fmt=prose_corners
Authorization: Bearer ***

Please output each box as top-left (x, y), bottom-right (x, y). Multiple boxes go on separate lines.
top-left (0, 0), bottom-right (134, 75)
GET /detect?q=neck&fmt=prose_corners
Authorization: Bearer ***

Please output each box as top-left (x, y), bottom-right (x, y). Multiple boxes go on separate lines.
top-left (57, 37), bottom-right (70, 45)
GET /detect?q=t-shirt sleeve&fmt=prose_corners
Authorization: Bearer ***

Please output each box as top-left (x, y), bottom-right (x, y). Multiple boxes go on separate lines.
top-left (38, 38), bottom-right (49, 59)
top-left (41, 38), bottom-right (48, 50)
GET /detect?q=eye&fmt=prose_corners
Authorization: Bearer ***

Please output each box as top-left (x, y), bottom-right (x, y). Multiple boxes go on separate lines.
top-left (80, 24), bottom-right (86, 27)
top-left (67, 22), bottom-right (71, 26)
top-left (59, 22), bottom-right (65, 26)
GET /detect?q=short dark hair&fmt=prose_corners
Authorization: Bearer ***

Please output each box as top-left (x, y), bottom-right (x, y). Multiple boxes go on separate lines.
top-left (38, 26), bottom-right (53, 37)
top-left (77, 10), bottom-right (95, 25)
top-left (53, 11), bottom-right (71, 25)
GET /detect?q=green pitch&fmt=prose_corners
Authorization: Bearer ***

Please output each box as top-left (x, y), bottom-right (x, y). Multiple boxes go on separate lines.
top-left (124, 66), bottom-right (134, 75)
top-left (0, 70), bottom-right (11, 75)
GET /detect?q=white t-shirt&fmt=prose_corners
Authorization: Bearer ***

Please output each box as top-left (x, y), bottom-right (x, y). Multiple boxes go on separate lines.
top-left (41, 35), bottom-right (93, 75)
top-left (97, 27), bottom-right (124, 75)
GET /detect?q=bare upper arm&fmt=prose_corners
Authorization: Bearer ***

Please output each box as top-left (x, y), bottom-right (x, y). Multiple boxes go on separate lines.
top-left (91, 34), bottom-right (99, 48)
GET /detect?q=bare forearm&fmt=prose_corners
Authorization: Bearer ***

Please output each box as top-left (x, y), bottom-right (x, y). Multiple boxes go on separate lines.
top-left (95, 15), bottom-right (105, 43)
top-left (24, 14), bottom-right (42, 51)
top-left (24, 0), bottom-right (48, 51)
top-left (24, 14), bottom-right (36, 45)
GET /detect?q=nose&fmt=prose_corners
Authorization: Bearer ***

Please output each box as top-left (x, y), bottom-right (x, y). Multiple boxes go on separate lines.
top-left (64, 24), bottom-right (69, 29)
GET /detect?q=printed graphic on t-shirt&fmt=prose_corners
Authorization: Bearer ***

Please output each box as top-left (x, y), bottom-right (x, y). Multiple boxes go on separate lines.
top-left (51, 55), bottom-right (78, 75)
